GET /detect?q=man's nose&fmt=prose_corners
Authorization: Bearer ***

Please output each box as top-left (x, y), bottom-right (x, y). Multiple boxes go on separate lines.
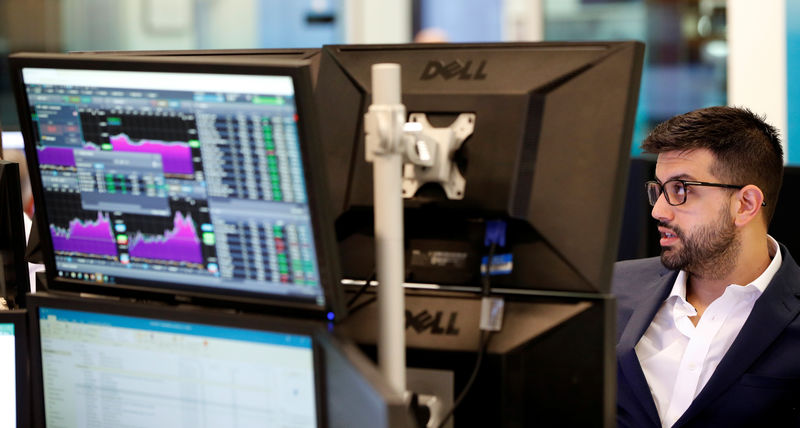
top-left (651, 191), bottom-right (674, 222)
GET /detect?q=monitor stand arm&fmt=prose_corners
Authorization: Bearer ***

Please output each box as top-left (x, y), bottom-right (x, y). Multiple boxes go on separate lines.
top-left (365, 65), bottom-right (477, 421)
top-left (364, 63), bottom-right (409, 395)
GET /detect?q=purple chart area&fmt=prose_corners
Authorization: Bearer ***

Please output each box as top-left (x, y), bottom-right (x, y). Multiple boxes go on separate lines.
top-left (110, 133), bottom-right (194, 175)
top-left (50, 212), bottom-right (118, 257)
top-left (129, 212), bottom-right (203, 265)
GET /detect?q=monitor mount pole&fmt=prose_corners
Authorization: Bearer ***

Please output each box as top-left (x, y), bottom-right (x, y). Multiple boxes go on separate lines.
top-left (365, 63), bottom-right (407, 395)
top-left (365, 64), bottom-right (477, 397)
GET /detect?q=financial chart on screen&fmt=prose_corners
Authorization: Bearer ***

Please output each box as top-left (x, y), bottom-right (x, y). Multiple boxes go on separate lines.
top-left (22, 68), bottom-right (325, 305)
top-left (38, 307), bottom-right (318, 427)
top-left (0, 323), bottom-right (17, 426)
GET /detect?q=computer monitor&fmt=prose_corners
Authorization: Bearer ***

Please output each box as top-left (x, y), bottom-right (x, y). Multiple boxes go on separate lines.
top-left (314, 42), bottom-right (644, 294)
top-left (9, 53), bottom-right (344, 317)
top-left (70, 48), bottom-right (319, 58)
top-left (0, 160), bottom-right (30, 308)
top-left (71, 48), bottom-right (322, 88)
top-left (0, 309), bottom-right (29, 428)
top-left (27, 292), bottom-right (324, 427)
top-left (317, 333), bottom-right (411, 427)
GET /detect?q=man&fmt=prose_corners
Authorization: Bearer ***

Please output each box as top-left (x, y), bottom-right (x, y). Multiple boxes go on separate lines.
top-left (613, 106), bottom-right (800, 427)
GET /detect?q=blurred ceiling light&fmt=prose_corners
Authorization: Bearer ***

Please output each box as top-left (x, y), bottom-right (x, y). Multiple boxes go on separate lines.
top-left (704, 40), bottom-right (728, 58)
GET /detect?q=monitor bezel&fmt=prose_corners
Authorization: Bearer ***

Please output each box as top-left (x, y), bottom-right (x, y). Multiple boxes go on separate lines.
top-left (9, 53), bottom-right (345, 319)
top-left (317, 332), bottom-right (410, 427)
top-left (0, 309), bottom-right (29, 428)
top-left (0, 160), bottom-right (31, 308)
top-left (26, 291), bottom-right (327, 428)
top-left (68, 48), bottom-right (319, 58)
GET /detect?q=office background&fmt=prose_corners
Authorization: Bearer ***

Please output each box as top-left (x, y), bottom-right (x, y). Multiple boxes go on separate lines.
top-left (1, 0), bottom-right (797, 160)
top-left (0, 0), bottom-right (797, 237)
top-left (3, 0), bottom-right (797, 261)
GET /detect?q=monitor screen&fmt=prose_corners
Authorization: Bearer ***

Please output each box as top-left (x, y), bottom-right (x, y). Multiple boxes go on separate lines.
top-left (10, 53), bottom-right (343, 317)
top-left (314, 42), bottom-right (644, 294)
top-left (0, 310), bottom-right (29, 428)
top-left (0, 322), bottom-right (17, 424)
top-left (27, 293), bottom-right (321, 427)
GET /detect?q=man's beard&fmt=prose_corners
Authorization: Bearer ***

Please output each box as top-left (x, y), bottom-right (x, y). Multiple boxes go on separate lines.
top-left (659, 204), bottom-right (741, 279)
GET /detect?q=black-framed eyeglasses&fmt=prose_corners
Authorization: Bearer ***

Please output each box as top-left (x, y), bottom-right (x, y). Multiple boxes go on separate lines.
top-left (645, 180), bottom-right (767, 207)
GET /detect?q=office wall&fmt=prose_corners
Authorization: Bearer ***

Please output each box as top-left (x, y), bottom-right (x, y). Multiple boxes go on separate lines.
top-left (344, 0), bottom-right (412, 43)
top-left (416, 0), bottom-right (503, 42)
top-left (256, 0), bottom-right (341, 48)
top-left (727, 0), bottom-right (787, 158)
top-left (196, 0), bottom-right (258, 49)
top-left (60, 0), bottom-right (197, 51)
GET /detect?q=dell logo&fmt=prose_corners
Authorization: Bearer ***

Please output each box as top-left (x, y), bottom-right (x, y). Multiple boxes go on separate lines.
top-left (420, 60), bottom-right (488, 80)
top-left (406, 309), bottom-right (460, 335)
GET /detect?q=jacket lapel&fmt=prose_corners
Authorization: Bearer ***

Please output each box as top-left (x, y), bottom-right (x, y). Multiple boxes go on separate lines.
top-left (675, 246), bottom-right (800, 426)
top-left (617, 268), bottom-right (677, 426)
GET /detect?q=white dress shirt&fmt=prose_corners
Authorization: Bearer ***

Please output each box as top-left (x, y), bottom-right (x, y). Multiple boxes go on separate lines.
top-left (634, 236), bottom-right (782, 428)
top-left (24, 213), bottom-right (44, 292)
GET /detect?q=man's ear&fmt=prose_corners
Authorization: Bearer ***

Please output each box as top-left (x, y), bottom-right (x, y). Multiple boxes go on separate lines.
top-left (733, 184), bottom-right (765, 227)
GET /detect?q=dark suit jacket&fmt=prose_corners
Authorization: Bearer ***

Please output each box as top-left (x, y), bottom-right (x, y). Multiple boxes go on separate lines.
top-left (613, 244), bottom-right (800, 427)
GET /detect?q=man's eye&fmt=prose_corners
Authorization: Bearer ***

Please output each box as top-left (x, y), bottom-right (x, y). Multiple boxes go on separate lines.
top-left (666, 183), bottom-right (684, 195)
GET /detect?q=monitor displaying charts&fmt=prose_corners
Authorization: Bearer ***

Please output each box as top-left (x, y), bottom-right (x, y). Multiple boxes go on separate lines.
top-left (27, 293), bottom-right (322, 427)
top-left (9, 53), bottom-right (343, 317)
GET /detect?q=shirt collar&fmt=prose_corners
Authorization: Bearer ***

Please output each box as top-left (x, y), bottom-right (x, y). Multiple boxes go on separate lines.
top-left (667, 270), bottom-right (696, 316)
top-left (665, 235), bottom-right (781, 302)
top-left (750, 235), bottom-right (781, 293)
top-left (669, 270), bottom-right (689, 301)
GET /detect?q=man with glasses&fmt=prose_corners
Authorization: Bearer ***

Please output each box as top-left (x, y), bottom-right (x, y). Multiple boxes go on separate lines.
top-left (613, 106), bottom-right (800, 427)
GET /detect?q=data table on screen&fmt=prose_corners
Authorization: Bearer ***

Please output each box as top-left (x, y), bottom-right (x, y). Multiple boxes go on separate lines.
top-left (38, 308), bottom-right (317, 427)
top-left (19, 65), bottom-right (327, 307)
top-left (0, 324), bottom-right (17, 427)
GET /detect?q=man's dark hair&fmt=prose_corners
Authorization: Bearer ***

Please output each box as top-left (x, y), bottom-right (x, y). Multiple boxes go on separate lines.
top-left (642, 106), bottom-right (784, 224)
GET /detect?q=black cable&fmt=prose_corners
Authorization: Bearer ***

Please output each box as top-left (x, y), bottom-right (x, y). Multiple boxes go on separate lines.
top-left (346, 270), bottom-right (377, 317)
top-left (436, 330), bottom-right (492, 428)
top-left (346, 295), bottom-right (377, 316)
top-left (436, 230), bottom-right (499, 427)
top-left (347, 270), bottom-right (376, 308)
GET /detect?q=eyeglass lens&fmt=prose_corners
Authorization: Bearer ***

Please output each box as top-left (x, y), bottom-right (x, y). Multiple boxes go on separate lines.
top-left (646, 182), bottom-right (661, 206)
top-left (646, 181), bottom-right (687, 206)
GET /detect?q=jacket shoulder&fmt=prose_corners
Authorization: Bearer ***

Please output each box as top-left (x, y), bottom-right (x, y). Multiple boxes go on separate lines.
top-left (612, 257), bottom-right (666, 294)
top-left (611, 257), bottom-right (670, 343)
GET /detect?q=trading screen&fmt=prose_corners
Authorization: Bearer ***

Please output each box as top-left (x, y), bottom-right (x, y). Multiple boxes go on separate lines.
top-left (22, 68), bottom-right (324, 305)
top-left (38, 307), bottom-right (318, 427)
top-left (0, 323), bottom-right (17, 426)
